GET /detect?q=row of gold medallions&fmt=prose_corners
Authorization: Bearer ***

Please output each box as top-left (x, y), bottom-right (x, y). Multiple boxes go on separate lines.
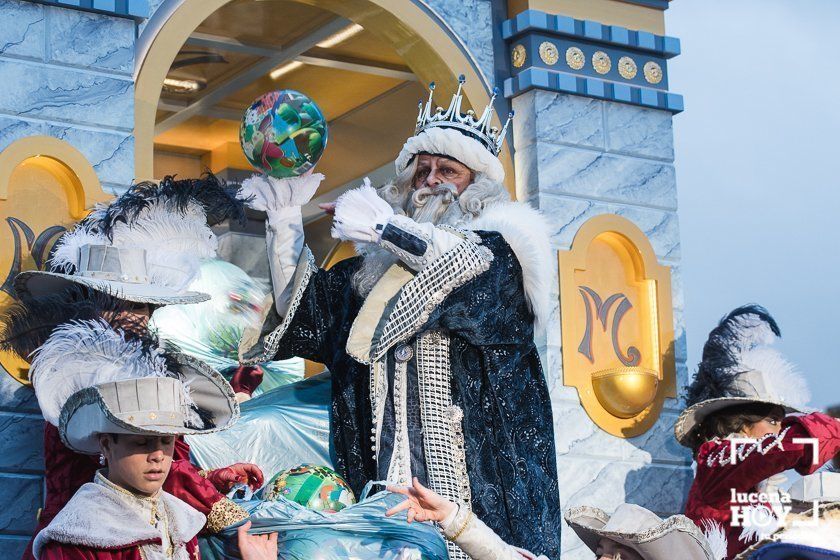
top-left (511, 42), bottom-right (663, 85)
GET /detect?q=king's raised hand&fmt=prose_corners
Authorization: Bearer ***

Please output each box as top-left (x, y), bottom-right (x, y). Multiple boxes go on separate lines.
top-left (240, 171), bottom-right (325, 218)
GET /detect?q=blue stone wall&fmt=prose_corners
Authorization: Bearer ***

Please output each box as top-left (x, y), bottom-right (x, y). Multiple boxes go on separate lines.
top-left (0, 0), bottom-right (136, 192)
top-left (0, 1), bottom-right (138, 554)
top-left (512, 89), bottom-right (691, 559)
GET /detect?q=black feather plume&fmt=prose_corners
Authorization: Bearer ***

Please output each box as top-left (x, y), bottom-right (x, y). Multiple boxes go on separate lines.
top-left (95, 173), bottom-right (249, 239)
top-left (686, 304), bottom-right (780, 406)
top-left (0, 285), bottom-right (156, 360)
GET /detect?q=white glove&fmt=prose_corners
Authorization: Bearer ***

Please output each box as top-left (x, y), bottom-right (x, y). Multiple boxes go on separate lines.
top-left (330, 179), bottom-right (394, 244)
top-left (240, 171), bottom-right (324, 222)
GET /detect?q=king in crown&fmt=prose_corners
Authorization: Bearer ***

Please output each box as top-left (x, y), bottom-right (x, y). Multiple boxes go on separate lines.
top-left (238, 75), bottom-right (562, 559)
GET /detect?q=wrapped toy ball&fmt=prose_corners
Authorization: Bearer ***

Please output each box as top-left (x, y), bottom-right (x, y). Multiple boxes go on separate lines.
top-left (149, 259), bottom-right (304, 390)
top-left (264, 464), bottom-right (356, 513)
top-left (240, 90), bottom-right (328, 178)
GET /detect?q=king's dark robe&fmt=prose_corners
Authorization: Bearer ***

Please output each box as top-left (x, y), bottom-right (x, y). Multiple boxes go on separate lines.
top-left (241, 231), bottom-right (562, 559)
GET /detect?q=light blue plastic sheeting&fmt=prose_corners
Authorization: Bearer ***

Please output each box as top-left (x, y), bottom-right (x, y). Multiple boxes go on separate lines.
top-left (186, 373), bottom-right (334, 478)
top-left (200, 482), bottom-right (449, 560)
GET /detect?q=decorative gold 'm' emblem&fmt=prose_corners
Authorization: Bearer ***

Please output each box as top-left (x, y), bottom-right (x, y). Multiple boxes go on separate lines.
top-left (644, 61), bottom-right (663, 84)
top-left (511, 44), bottom-right (526, 68)
top-left (539, 41), bottom-right (559, 65)
top-left (566, 47), bottom-right (585, 70)
top-left (558, 215), bottom-right (675, 437)
top-left (149, 412), bottom-right (157, 420)
top-left (618, 56), bottom-right (637, 80)
top-left (592, 51), bottom-right (611, 74)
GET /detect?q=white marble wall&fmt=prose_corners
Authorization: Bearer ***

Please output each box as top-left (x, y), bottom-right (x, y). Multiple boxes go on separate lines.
top-left (0, 0), bottom-right (135, 195)
top-left (0, 1), bottom-right (138, 555)
top-left (513, 90), bottom-right (692, 559)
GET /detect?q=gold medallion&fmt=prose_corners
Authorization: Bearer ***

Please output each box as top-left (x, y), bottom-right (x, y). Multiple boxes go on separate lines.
top-left (592, 51), bottom-right (611, 74)
top-left (511, 44), bottom-right (526, 68)
top-left (566, 46), bottom-right (585, 70)
top-left (644, 61), bottom-right (663, 84)
top-left (618, 56), bottom-right (637, 80)
top-left (539, 41), bottom-right (559, 65)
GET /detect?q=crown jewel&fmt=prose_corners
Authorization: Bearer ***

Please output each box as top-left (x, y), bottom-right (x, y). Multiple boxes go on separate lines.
top-left (415, 75), bottom-right (513, 157)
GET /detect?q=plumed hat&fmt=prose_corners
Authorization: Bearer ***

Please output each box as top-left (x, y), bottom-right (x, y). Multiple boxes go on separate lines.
top-left (28, 318), bottom-right (238, 453)
top-left (675, 304), bottom-right (811, 447)
top-left (16, 174), bottom-right (247, 306)
top-left (395, 76), bottom-right (511, 183)
top-left (565, 503), bottom-right (722, 560)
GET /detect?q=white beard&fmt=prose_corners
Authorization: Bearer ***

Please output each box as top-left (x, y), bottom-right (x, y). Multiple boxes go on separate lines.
top-left (352, 178), bottom-right (507, 297)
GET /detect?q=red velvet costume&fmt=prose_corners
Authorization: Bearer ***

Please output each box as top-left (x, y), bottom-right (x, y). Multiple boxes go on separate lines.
top-left (23, 423), bottom-right (244, 560)
top-left (685, 412), bottom-right (840, 559)
top-left (38, 538), bottom-right (200, 560)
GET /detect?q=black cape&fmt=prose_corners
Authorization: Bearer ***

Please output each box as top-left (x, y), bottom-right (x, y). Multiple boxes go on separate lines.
top-left (243, 231), bottom-right (562, 558)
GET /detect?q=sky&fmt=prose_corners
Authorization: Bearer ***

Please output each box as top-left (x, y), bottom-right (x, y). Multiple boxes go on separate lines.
top-left (667, 0), bottom-right (840, 410)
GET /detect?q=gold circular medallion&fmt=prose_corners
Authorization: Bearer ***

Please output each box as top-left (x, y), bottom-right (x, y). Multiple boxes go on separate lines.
top-left (539, 41), bottom-right (559, 65)
top-left (644, 61), bottom-right (663, 84)
top-left (618, 56), bottom-right (637, 80)
top-left (565, 46), bottom-right (585, 70)
top-left (592, 51), bottom-right (611, 74)
top-left (511, 44), bottom-right (526, 68)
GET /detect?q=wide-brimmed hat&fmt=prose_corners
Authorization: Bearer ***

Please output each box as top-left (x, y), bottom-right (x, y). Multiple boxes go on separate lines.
top-left (565, 504), bottom-right (719, 560)
top-left (60, 363), bottom-right (238, 454)
top-left (735, 503), bottom-right (840, 559)
top-left (15, 174), bottom-right (246, 306)
top-left (675, 305), bottom-right (810, 447)
top-left (30, 319), bottom-right (238, 448)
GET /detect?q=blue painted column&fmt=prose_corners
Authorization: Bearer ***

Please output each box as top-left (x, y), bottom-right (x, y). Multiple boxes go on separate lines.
top-left (503, 9), bottom-right (692, 559)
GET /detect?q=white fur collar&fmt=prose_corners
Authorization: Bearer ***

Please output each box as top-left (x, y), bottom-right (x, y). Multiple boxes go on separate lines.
top-left (33, 474), bottom-right (205, 558)
top-left (466, 201), bottom-right (553, 331)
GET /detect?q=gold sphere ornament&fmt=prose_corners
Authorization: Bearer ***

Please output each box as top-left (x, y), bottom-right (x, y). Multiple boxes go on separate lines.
top-left (618, 56), bottom-right (637, 80)
top-left (644, 61), bottom-right (663, 84)
top-left (539, 41), bottom-right (559, 65)
top-left (591, 367), bottom-right (659, 419)
top-left (566, 46), bottom-right (585, 70)
top-left (592, 51), bottom-right (611, 74)
top-left (511, 44), bottom-right (526, 68)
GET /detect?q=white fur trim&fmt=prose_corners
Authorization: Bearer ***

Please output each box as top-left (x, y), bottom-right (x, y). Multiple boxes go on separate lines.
top-left (396, 127), bottom-right (505, 183)
top-left (776, 514), bottom-right (840, 549)
top-left (467, 201), bottom-right (553, 331)
top-left (33, 481), bottom-right (204, 558)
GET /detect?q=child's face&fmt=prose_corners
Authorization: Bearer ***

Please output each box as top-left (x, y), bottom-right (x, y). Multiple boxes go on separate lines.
top-left (100, 434), bottom-right (176, 496)
top-left (743, 413), bottom-right (784, 439)
top-left (595, 538), bottom-right (643, 560)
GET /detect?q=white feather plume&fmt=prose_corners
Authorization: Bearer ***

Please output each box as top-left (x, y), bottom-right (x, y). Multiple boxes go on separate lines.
top-left (30, 319), bottom-right (168, 426)
top-left (331, 180), bottom-right (395, 243)
top-left (738, 505), bottom-right (780, 544)
top-left (700, 520), bottom-right (728, 560)
top-left (49, 223), bottom-right (108, 273)
top-left (740, 347), bottom-right (811, 408)
top-left (110, 200), bottom-right (217, 290)
top-left (729, 312), bottom-right (780, 354)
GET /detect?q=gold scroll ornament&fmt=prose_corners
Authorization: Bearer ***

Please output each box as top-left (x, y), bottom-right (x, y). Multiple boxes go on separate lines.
top-left (558, 215), bottom-right (675, 437)
top-left (0, 136), bottom-right (112, 385)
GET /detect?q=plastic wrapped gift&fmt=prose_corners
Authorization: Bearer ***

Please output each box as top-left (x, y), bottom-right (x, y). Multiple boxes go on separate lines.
top-left (186, 374), bottom-right (333, 480)
top-left (200, 481), bottom-right (449, 560)
top-left (149, 259), bottom-right (304, 391)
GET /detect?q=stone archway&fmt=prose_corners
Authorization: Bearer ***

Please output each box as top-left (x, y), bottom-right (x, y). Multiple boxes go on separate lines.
top-left (132, 0), bottom-right (512, 185)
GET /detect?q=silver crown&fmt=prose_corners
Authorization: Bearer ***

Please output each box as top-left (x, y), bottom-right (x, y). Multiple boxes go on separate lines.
top-left (415, 75), bottom-right (513, 157)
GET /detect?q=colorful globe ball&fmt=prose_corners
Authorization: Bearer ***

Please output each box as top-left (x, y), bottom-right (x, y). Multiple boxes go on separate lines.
top-left (264, 464), bottom-right (356, 513)
top-left (240, 90), bottom-right (328, 178)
